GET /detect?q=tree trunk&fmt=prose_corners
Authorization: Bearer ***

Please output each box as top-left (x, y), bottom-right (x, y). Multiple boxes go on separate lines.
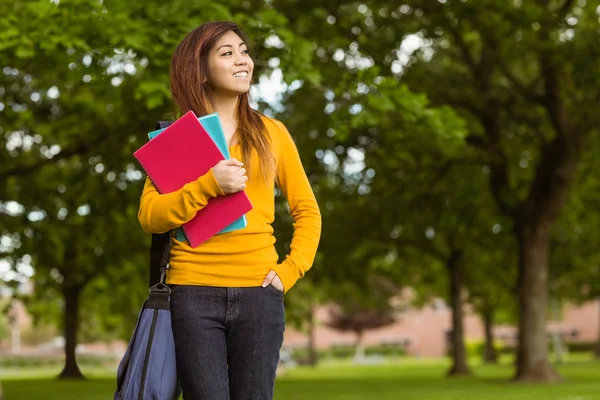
top-left (59, 286), bottom-right (84, 379)
top-left (306, 306), bottom-right (319, 366)
top-left (595, 298), bottom-right (600, 360)
top-left (10, 325), bottom-right (21, 354)
top-left (7, 301), bottom-right (21, 353)
top-left (482, 304), bottom-right (498, 364)
top-left (514, 224), bottom-right (560, 382)
top-left (446, 250), bottom-right (471, 376)
top-left (354, 330), bottom-right (365, 363)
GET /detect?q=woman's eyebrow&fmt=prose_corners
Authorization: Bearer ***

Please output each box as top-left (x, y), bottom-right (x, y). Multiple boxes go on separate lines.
top-left (216, 42), bottom-right (246, 51)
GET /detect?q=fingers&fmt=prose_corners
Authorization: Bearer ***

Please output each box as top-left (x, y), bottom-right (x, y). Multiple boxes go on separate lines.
top-left (232, 183), bottom-right (246, 193)
top-left (221, 158), bottom-right (243, 167)
top-left (272, 275), bottom-right (285, 292)
top-left (229, 168), bottom-right (248, 193)
top-left (213, 160), bottom-right (248, 194)
top-left (261, 270), bottom-right (277, 287)
top-left (234, 167), bottom-right (247, 178)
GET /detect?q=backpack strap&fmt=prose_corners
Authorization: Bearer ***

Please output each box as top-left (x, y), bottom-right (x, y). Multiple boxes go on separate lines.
top-left (148, 121), bottom-right (175, 288)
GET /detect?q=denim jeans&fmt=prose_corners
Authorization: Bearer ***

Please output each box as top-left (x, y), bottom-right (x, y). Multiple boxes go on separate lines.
top-left (169, 284), bottom-right (285, 400)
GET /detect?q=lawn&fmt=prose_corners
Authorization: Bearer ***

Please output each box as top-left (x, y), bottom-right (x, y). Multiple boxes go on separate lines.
top-left (2, 356), bottom-right (600, 399)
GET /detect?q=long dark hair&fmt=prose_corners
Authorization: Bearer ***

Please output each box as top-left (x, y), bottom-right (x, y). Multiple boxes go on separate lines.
top-left (170, 21), bottom-right (275, 181)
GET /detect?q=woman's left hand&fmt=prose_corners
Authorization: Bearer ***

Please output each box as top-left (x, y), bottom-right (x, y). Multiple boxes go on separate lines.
top-left (262, 270), bottom-right (284, 292)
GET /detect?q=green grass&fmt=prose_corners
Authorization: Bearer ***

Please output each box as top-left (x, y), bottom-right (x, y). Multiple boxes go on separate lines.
top-left (2, 357), bottom-right (600, 399)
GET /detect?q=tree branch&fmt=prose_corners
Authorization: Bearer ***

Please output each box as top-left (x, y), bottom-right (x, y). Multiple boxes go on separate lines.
top-left (0, 140), bottom-right (95, 180)
top-left (518, 38), bottom-right (582, 222)
top-left (394, 239), bottom-right (447, 262)
top-left (428, 156), bottom-right (487, 192)
top-left (539, 51), bottom-right (581, 152)
top-left (436, 94), bottom-right (484, 119)
top-left (497, 60), bottom-right (544, 103)
top-left (557, 0), bottom-right (575, 19)
top-left (476, 37), bottom-right (498, 93)
top-left (444, 23), bottom-right (478, 77)
top-left (488, 154), bottom-right (517, 218)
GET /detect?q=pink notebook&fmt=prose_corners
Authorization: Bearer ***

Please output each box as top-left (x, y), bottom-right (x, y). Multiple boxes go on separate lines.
top-left (134, 111), bottom-right (253, 247)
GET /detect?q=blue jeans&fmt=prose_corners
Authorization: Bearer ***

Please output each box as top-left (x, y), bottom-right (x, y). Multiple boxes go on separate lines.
top-left (169, 285), bottom-right (285, 400)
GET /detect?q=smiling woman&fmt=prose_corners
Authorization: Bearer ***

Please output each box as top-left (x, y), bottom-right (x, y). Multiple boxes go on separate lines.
top-left (209, 31), bottom-right (253, 95)
top-left (136, 21), bottom-right (322, 400)
top-left (169, 22), bottom-right (275, 182)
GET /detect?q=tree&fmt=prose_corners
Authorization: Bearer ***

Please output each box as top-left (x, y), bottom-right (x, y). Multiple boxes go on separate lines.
top-left (282, 276), bottom-right (328, 366)
top-left (314, 76), bottom-right (479, 376)
top-left (0, 0), bottom-right (319, 378)
top-left (465, 231), bottom-right (518, 364)
top-left (324, 278), bottom-right (397, 362)
top-left (359, 0), bottom-right (600, 382)
top-left (274, 0), bottom-right (600, 381)
top-left (270, 0), bottom-right (498, 377)
top-left (549, 142), bottom-right (600, 359)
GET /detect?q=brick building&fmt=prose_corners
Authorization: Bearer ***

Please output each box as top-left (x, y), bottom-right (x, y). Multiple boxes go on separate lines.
top-left (282, 299), bottom-right (599, 357)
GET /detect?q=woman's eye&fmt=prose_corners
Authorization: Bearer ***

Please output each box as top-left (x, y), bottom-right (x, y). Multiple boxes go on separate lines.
top-left (222, 52), bottom-right (232, 56)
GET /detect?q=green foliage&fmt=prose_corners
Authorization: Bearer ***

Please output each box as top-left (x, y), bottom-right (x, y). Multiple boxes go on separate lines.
top-left (0, 353), bottom-right (116, 368)
top-left (566, 341), bottom-right (598, 354)
top-left (464, 339), bottom-right (512, 359)
top-left (550, 134), bottom-right (600, 302)
top-left (290, 343), bottom-right (406, 363)
top-left (0, 0), bottom-right (319, 369)
top-left (0, 316), bottom-right (8, 341)
top-left (1, 0), bottom-right (599, 381)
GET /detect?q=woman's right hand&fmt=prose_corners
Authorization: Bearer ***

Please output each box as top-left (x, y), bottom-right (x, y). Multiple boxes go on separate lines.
top-left (211, 158), bottom-right (248, 194)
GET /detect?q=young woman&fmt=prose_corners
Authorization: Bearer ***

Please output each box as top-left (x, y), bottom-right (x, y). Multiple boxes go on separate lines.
top-left (138, 21), bottom-right (321, 399)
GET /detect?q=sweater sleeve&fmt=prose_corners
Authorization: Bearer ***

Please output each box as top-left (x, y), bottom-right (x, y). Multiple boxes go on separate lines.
top-left (272, 120), bottom-right (322, 292)
top-left (138, 169), bottom-right (224, 234)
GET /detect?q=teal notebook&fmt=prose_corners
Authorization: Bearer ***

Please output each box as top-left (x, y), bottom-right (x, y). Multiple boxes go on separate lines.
top-left (147, 113), bottom-right (248, 242)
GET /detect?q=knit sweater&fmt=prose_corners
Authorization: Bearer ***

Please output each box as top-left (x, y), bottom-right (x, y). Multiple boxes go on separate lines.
top-left (138, 115), bottom-right (321, 293)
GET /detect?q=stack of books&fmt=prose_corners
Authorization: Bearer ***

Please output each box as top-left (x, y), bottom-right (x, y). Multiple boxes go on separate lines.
top-left (134, 111), bottom-right (252, 247)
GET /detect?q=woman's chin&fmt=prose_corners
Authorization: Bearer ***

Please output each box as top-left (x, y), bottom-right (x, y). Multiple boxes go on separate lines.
top-left (214, 84), bottom-right (251, 97)
top-left (233, 86), bottom-right (251, 96)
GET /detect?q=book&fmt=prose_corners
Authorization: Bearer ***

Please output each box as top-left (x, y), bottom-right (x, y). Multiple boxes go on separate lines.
top-left (148, 113), bottom-right (248, 242)
top-left (134, 110), bottom-right (253, 247)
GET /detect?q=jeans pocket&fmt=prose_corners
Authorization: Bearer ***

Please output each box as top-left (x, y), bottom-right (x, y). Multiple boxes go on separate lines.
top-left (265, 284), bottom-right (284, 296)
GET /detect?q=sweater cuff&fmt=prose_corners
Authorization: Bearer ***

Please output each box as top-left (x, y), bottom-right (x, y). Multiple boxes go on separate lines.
top-left (183, 169), bottom-right (224, 208)
top-left (273, 261), bottom-right (300, 293)
top-left (207, 168), bottom-right (225, 196)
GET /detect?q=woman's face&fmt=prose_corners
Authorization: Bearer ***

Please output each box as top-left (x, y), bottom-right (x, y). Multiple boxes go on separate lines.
top-left (207, 30), bottom-right (254, 96)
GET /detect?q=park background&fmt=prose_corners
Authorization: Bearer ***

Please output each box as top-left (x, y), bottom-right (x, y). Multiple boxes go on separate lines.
top-left (1, 0), bottom-right (600, 398)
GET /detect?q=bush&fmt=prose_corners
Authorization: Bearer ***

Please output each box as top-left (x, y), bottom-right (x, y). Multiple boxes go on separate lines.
top-left (0, 353), bottom-right (117, 368)
top-left (289, 343), bottom-right (406, 363)
top-left (326, 345), bottom-right (356, 359)
top-left (364, 344), bottom-right (406, 357)
top-left (0, 355), bottom-right (62, 368)
top-left (566, 341), bottom-right (597, 353)
top-left (463, 339), bottom-right (512, 358)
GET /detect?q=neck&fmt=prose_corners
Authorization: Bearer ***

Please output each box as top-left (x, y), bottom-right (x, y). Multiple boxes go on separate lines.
top-left (210, 93), bottom-right (240, 124)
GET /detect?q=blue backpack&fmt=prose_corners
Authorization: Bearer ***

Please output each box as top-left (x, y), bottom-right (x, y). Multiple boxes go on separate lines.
top-left (115, 121), bottom-right (180, 400)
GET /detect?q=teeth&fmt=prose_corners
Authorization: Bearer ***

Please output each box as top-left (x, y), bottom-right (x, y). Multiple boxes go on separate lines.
top-left (234, 72), bottom-right (248, 78)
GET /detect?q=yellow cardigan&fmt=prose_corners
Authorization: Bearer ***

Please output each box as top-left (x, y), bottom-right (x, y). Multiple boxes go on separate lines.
top-left (138, 115), bottom-right (321, 293)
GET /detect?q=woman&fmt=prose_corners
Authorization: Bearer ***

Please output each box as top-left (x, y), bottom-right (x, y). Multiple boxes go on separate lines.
top-left (138, 21), bottom-right (321, 399)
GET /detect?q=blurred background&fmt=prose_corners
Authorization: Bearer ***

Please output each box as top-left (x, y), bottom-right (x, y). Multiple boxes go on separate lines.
top-left (1, 0), bottom-right (600, 399)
